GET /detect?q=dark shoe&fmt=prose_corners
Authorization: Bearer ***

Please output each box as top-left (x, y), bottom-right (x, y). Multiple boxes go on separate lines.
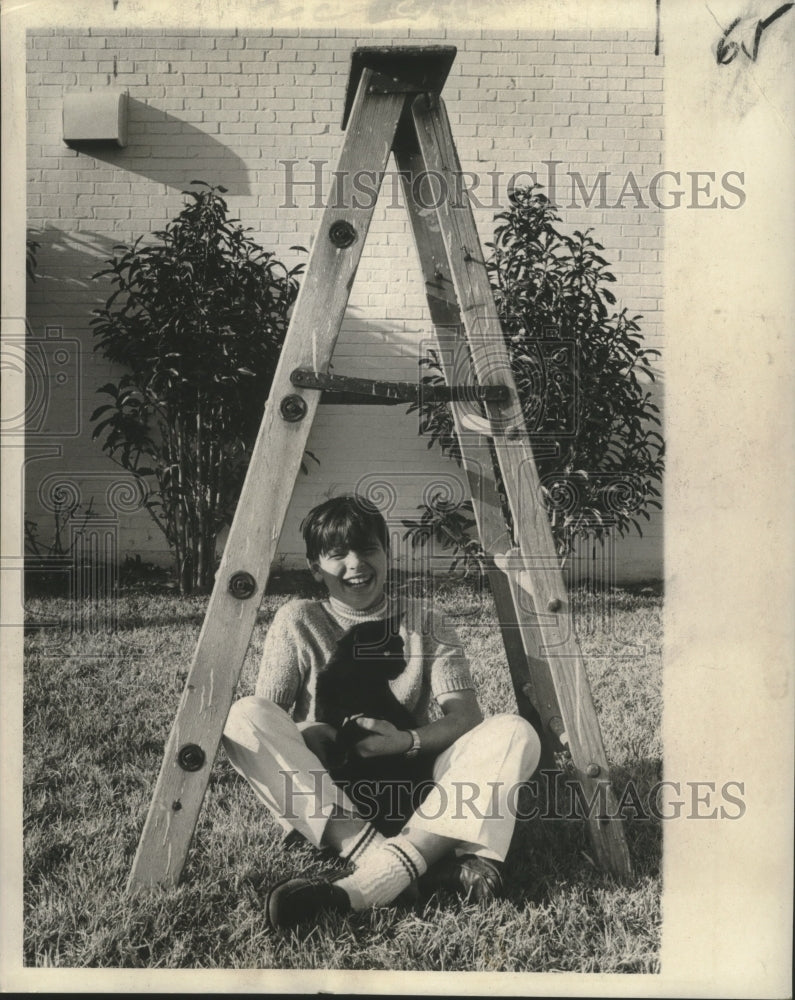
top-left (421, 854), bottom-right (504, 904)
top-left (265, 875), bottom-right (351, 932)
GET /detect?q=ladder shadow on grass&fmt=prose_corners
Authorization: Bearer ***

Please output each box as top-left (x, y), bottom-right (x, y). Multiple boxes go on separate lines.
top-left (503, 758), bottom-right (663, 909)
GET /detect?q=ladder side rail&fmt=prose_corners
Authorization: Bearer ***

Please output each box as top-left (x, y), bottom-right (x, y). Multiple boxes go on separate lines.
top-left (409, 97), bottom-right (631, 879)
top-left (127, 74), bottom-right (408, 889)
top-left (393, 146), bottom-right (564, 759)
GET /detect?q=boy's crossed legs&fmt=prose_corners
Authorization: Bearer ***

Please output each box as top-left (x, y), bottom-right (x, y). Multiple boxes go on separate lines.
top-left (223, 696), bottom-right (541, 930)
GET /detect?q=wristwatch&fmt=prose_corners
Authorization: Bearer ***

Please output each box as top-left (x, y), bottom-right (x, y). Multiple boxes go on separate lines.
top-left (404, 728), bottom-right (421, 758)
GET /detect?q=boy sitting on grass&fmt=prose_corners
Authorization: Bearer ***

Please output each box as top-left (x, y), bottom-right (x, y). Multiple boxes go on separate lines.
top-left (222, 493), bottom-right (541, 932)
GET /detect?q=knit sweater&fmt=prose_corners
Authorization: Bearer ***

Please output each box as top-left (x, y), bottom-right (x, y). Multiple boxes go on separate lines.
top-left (254, 594), bottom-right (475, 726)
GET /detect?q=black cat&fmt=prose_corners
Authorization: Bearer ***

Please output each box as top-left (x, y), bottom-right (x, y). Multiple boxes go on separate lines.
top-left (315, 617), bottom-right (434, 834)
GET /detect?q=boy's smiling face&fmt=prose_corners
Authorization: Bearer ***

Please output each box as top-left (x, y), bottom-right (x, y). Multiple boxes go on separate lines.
top-left (309, 537), bottom-right (388, 611)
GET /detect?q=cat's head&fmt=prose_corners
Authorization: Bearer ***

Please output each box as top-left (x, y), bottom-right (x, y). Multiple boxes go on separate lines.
top-left (344, 616), bottom-right (405, 680)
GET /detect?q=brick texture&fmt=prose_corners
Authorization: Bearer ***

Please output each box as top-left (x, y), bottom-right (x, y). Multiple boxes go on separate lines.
top-left (26, 27), bottom-right (664, 581)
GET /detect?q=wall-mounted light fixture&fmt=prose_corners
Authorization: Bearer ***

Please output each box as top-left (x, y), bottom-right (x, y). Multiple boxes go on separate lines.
top-left (63, 90), bottom-right (129, 147)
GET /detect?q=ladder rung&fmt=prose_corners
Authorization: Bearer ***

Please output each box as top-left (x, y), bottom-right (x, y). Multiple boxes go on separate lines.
top-left (290, 368), bottom-right (509, 404)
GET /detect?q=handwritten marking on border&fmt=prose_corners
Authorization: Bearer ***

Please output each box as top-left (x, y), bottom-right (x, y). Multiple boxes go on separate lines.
top-left (716, 2), bottom-right (794, 65)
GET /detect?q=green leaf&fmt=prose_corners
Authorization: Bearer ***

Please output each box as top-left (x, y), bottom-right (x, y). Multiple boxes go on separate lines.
top-left (89, 404), bottom-right (114, 421)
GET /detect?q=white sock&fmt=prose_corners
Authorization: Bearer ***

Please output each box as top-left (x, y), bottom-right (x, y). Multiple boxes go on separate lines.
top-left (335, 836), bottom-right (428, 911)
top-left (342, 823), bottom-right (386, 868)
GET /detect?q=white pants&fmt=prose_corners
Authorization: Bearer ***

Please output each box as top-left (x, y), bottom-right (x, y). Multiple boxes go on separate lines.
top-left (222, 696), bottom-right (541, 862)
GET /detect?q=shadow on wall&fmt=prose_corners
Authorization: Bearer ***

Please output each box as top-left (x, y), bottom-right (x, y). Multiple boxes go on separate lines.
top-left (66, 97), bottom-right (251, 196)
top-left (26, 226), bottom-right (129, 385)
top-left (27, 225), bottom-right (122, 302)
top-left (22, 226), bottom-right (146, 541)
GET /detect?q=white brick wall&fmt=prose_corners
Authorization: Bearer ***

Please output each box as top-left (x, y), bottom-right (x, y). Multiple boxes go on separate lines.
top-left (26, 26), bottom-right (664, 582)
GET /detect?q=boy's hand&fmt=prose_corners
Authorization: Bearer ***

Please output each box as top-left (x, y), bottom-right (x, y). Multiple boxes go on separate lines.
top-left (351, 717), bottom-right (412, 758)
top-left (300, 721), bottom-right (339, 767)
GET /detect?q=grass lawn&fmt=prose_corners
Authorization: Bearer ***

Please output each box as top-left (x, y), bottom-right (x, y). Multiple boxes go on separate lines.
top-left (23, 573), bottom-right (662, 971)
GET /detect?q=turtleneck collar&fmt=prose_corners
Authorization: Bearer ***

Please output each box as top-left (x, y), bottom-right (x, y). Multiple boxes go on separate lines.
top-left (326, 593), bottom-right (389, 629)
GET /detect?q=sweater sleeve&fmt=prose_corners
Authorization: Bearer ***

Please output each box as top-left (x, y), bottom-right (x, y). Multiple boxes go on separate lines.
top-left (423, 607), bottom-right (476, 698)
top-left (254, 601), bottom-right (305, 709)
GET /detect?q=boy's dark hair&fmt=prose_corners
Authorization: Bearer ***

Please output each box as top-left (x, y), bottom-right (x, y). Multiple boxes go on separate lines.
top-left (301, 494), bottom-right (388, 563)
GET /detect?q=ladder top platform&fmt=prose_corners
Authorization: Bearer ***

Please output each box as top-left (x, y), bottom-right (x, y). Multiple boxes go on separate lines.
top-left (342, 45), bottom-right (457, 129)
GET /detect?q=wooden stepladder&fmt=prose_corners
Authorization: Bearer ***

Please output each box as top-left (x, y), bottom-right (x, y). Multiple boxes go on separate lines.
top-left (128, 46), bottom-right (631, 889)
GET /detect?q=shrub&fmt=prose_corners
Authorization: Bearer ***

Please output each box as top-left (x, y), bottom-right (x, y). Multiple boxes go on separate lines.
top-left (90, 182), bottom-right (305, 593)
top-left (404, 185), bottom-right (664, 565)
